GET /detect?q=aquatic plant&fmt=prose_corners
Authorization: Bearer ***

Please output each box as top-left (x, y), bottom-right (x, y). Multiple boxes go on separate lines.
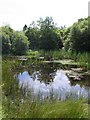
top-left (2, 57), bottom-right (89, 119)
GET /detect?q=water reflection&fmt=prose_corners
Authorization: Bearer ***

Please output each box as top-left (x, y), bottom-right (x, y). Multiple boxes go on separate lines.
top-left (28, 62), bottom-right (59, 84)
top-left (18, 70), bottom-right (88, 101)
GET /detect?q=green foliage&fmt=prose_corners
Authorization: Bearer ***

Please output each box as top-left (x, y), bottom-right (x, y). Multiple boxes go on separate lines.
top-left (1, 26), bottom-right (29, 55)
top-left (1, 26), bottom-right (13, 54)
top-left (39, 17), bottom-right (63, 50)
top-left (12, 32), bottom-right (29, 55)
top-left (64, 38), bottom-right (71, 51)
top-left (70, 17), bottom-right (90, 52)
top-left (3, 95), bottom-right (88, 118)
top-left (25, 17), bottom-right (63, 51)
top-left (1, 32), bottom-right (11, 54)
top-left (0, 16), bottom-right (90, 55)
top-left (25, 26), bottom-right (40, 50)
top-left (76, 52), bottom-right (90, 69)
top-left (39, 50), bottom-right (90, 70)
top-left (63, 17), bottom-right (90, 52)
top-left (2, 56), bottom-right (89, 119)
top-left (2, 59), bottom-right (88, 118)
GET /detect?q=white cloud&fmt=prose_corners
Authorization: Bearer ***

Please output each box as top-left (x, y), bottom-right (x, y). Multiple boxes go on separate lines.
top-left (0, 0), bottom-right (88, 30)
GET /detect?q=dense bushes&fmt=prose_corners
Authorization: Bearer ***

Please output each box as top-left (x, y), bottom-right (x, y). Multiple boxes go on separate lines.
top-left (0, 26), bottom-right (29, 55)
top-left (25, 17), bottom-right (63, 51)
top-left (70, 18), bottom-right (89, 52)
top-left (11, 32), bottom-right (29, 55)
top-left (0, 17), bottom-right (90, 55)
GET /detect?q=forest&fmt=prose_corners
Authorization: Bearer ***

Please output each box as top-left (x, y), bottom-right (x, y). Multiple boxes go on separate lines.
top-left (0, 16), bottom-right (90, 55)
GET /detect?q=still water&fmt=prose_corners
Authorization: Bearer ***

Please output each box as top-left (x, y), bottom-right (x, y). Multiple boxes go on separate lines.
top-left (16, 62), bottom-right (89, 101)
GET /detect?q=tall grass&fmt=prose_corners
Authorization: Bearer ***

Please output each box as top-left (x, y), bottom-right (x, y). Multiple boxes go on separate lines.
top-left (39, 50), bottom-right (72, 59)
top-left (76, 52), bottom-right (90, 70)
top-left (2, 58), bottom-right (89, 119)
top-left (39, 50), bottom-right (90, 70)
top-left (2, 96), bottom-right (88, 118)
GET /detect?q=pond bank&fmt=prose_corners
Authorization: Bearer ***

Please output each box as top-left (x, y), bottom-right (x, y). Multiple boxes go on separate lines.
top-left (2, 56), bottom-right (89, 118)
top-left (12, 57), bottom-right (89, 82)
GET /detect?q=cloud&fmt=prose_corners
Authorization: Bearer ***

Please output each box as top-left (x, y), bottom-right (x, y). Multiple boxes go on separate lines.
top-left (0, 0), bottom-right (88, 30)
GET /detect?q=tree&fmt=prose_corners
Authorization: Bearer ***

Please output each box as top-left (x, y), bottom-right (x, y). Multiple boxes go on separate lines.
top-left (1, 26), bottom-right (13, 54)
top-left (70, 25), bottom-right (82, 51)
top-left (70, 17), bottom-right (90, 52)
top-left (1, 25), bottom-right (29, 55)
top-left (23, 24), bottom-right (27, 31)
top-left (25, 17), bottom-right (63, 51)
top-left (1, 32), bottom-right (11, 54)
top-left (12, 32), bottom-right (29, 55)
top-left (62, 26), bottom-right (71, 51)
top-left (38, 17), bottom-right (63, 50)
top-left (25, 27), bottom-right (40, 50)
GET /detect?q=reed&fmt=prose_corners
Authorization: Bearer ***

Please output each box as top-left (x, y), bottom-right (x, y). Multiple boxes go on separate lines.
top-left (2, 96), bottom-right (88, 118)
top-left (39, 50), bottom-right (90, 70)
top-left (2, 58), bottom-right (89, 119)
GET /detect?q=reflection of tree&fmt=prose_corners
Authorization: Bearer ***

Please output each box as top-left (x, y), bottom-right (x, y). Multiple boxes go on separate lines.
top-left (70, 76), bottom-right (90, 89)
top-left (27, 63), bottom-right (90, 87)
top-left (39, 63), bottom-right (55, 83)
top-left (27, 62), bottom-right (58, 83)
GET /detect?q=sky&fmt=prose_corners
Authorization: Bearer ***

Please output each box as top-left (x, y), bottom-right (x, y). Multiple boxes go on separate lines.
top-left (0, 0), bottom-right (89, 30)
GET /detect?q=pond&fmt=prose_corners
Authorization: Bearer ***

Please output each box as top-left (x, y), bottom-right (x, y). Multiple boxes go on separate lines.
top-left (14, 61), bottom-right (89, 101)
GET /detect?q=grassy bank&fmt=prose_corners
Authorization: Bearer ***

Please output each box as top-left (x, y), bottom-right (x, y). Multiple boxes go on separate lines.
top-left (2, 50), bottom-right (90, 69)
top-left (2, 96), bottom-right (88, 118)
top-left (2, 58), bottom-right (89, 119)
top-left (38, 50), bottom-right (90, 69)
